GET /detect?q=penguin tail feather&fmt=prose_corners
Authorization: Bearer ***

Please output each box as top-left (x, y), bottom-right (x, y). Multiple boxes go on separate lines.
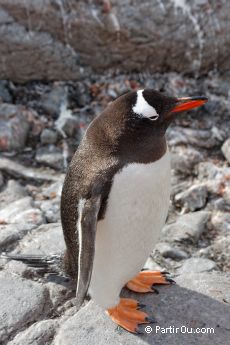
top-left (0, 252), bottom-right (63, 273)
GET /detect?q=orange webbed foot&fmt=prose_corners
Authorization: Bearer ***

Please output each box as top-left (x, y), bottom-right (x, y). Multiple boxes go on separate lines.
top-left (126, 270), bottom-right (175, 293)
top-left (107, 298), bottom-right (154, 334)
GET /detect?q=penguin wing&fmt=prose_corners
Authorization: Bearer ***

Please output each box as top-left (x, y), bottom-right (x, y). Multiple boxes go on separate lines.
top-left (76, 194), bottom-right (101, 309)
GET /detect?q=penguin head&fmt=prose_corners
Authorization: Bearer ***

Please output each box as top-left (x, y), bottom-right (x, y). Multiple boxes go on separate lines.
top-left (88, 89), bottom-right (207, 161)
top-left (107, 88), bottom-right (207, 135)
top-left (116, 88), bottom-right (207, 129)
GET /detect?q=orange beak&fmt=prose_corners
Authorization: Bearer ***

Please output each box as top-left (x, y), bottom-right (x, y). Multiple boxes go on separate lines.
top-left (171, 96), bottom-right (208, 113)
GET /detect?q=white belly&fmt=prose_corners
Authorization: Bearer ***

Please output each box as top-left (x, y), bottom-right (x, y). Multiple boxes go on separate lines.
top-left (89, 149), bottom-right (171, 309)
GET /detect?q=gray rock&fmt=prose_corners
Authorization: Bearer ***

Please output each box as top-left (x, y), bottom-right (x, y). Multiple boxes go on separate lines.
top-left (0, 171), bottom-right (3, 188)
top-left (211, 211), bottom-right (230, 233)
top-left (221, 138), bottom-right (230, 163)
top-left (1, 1), bottom-right (230, 83)
top-left (0, 223), bottom-right (34, 250)
top-left (156, 242), bottom-right (188, 260)
top-left (40, 128), bottom-right (58, 145)
top-left (0, 80), bottom-right (12, 103)
top-left (8, 319), bottom-right (59, 345)
top-left (0, 196), bottom-right (31, 218)
top-left (208, 235), bottom-right (230, 271)
top-left (40, 180), bottom-right (63, 200)
top-left (206, 180), bottom-right (227, 196)
top-left (57, 299), bottom-right (79, 318)
top-left (195, 0), bottom-right (210, 5)
top-left (34, 180), bottom-right (63, 223)
top-left (168, 127), bottom-right (220, 149)
top-left (0, 103), bottom-right (30, 151)
top-left (53, 272), bottom-right (230, 345)
top-left (170, 146), bottom-right (203, 175)
top-left (171, 181), bottom-right (192, 197)
top-left (212, 198), bottom-right (230, 212)
top-left (11, 208), bottom-right (44, 226)
top-left (197, 162), bottom-right (230, 195)
top-left (223, 183), bottom-right (230, 205)
top-left (178, 258), bottom-right (217, 274)
top-left (74, 81), bottom-right (91, 107)
top-left (4, 260), bottom-right (30, 277)
top-left (39, 199), bottom-right (60, 223)
top-left (206, 78), bottom-right (230, 98)
top-left (174, 184), bottom-right (207, 212)
top-left (12, 223), bottom-right (65, 256)
top-left (55, 101), bottom-right (79, 138)
top-left (45, 280), bottom-right (74, 309)
top-left (0, 179), bottom-right (27, 209)
top-left (143, 257), bottom-right (163, 271)
top-left (0, 271), bottom-right (50, 343)
top-left (56, 114), bottom-right (79, 138)
top-left (41, 85), bottom-right (65, 118)
top-left (0, 157), bottom-right (63, 183)
top-left (195, 247), bottom-right (210, 258)
top-left (197, 162), bottom-right (228, 181)
top-left (0, 196), bottom-right (43, 226)
top-left (211, 126), bottom-right (226, 142)
top-left (35, 145), bottom-right (64, 170)
top-left (162, 211), bottom-right (210, 243)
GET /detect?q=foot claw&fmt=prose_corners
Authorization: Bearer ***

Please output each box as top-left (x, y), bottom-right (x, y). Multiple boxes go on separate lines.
top-left (151, 286), bottom-right (159, 294)
top-left (166, 278), bottom-right (176, 284)
top-left (137, 303), bottom-right (146, 309)
top-left (161, 271), bottom-right (170, 275)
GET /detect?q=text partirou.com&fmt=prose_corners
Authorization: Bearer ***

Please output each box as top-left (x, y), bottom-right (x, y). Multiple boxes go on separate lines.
top-left (144, 325), bottom-right (215, 334)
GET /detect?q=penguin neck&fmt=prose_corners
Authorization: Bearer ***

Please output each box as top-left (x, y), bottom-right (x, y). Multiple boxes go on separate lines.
top-left (86, 115), bottom-right (168, 165)
top-left (118, 135), bottom-right (167, 165)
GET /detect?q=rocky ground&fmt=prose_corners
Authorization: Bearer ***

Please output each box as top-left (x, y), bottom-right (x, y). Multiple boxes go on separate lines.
top-left (0, 73), bottom-right (230, 345)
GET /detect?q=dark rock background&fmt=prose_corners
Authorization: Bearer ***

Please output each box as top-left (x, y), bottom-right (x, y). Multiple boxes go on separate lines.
top-left (0, 0), bottom-right (230, 82)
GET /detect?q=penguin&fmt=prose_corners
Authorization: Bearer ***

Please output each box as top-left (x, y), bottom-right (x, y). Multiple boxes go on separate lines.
top-left (60, 89), bottom-right (208, 333)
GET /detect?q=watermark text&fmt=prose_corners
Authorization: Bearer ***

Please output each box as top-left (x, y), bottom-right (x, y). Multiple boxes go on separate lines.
top-left (145, 325), bottom-right (215, 334)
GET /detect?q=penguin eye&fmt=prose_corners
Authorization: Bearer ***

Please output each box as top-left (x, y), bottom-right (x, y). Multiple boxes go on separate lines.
top-left (148, 114), bottom-right (159, 121)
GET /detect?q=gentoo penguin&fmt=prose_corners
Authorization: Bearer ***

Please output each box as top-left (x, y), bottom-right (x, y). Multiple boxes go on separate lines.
top-left (60, 89), bottom-right (208, 333)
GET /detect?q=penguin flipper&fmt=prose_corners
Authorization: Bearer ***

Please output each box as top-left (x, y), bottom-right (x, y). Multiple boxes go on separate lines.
top-left (76, 194), bottom-right (101, 309)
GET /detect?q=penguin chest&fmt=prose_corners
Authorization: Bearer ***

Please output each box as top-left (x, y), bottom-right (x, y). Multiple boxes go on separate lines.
top-left (98, 149), bottom-right (170, 251)
top-left (90, 150), bottom-right (171, 308)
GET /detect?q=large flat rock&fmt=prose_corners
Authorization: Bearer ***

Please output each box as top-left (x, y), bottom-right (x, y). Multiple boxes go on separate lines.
top-left (0, 157), bottom-right (63, 183)
top-left (53, 272), bottom-right (230, 345)
top-left (8, 319), bottom-right (59, 345)
top-left (162, 211), bottom-right (210, 243)
top-left (0, 1), bottom-right (230, 81)
top-left (0, 223), bottom-right (34, 251)
top-left (0, 271), bottom-right (50, 343)
top-left (12, 223), bottom-right (65, 255)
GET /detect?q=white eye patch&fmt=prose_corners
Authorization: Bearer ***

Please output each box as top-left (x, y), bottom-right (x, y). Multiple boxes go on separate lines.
top-left (132, 90), bottom-right (159, 120)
